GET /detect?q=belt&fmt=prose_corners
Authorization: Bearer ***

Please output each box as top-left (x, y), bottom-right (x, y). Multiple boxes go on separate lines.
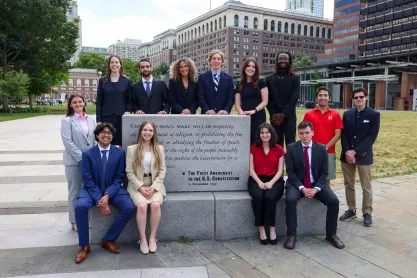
top-left (143, 173), bottom-right (152, 177)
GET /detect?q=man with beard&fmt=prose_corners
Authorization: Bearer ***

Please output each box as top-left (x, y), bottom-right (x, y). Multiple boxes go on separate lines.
top-left (266, 52), bottom-right (300, 148)
top-left (132, 58), bottom-right (171, 114)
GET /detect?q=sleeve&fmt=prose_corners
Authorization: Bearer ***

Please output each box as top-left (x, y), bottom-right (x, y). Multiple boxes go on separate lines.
top-left (96, 78), bottom-right (104, 122)
top-left (266, 77), bottom-right (276, 116)
top-left (276, 144), bottom-right (285, 159)
top-left (250, 145), bottom-right (256, 156)
top-left (105, 150), bottom-right (125, 198)
top-left (224, 76), bottom-right (235, 113)
top-left (126, 146), bottom-right (144, 191)
top-left (303, 111), bottom-right (310, 122)
top-left (315, 147), bottom-right (328, 189)
top-left (341, 111), bottom-right (350, 153)
top-left (126, 78), bottom-right (133, 113)
top-left (162, 82), bottom-right (171, 113)
top-left (198, 74), bottom-right (210, 113)
top-left (61, 118), bottom-right (83, 163)
top-left (81, 152), bottom-right (102, 203)
top-left (285, 145), bottom-right (303, 189)
top-left (151, 145), bottom-right (166, 192)
top-left (282, 75), bottom-right (300, 118)
top-left (259, 80), bottom-right (266, 90)
top-left (354, 111), bottom-right (380, 154)
top-left (168, 80), bottom-right (184, 113)
top-left (189, 82), bottom-right (199, 114)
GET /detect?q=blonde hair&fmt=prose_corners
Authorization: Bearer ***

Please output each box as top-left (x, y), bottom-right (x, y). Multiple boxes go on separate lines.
top-left (170, 58), bottom-right (197, 83)
top-left (207, 49), bottom-right (226, 65)
top-left (133, 121), bottom-right (162, 171)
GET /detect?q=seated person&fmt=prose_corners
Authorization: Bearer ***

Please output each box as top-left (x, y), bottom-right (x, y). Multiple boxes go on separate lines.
top-left (284, 121), bottom-right (345, 250)
top-left (249, 123), bottom-right (285, 245)
top-left (74, 123), bottom-right (135, 264)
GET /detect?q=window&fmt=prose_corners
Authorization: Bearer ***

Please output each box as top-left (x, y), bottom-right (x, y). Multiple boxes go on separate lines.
top-left (316, 27), bottom-right (320, 37)
top-left (215, 19), bottom-right (217, 31)
top-left (211, 21), bottom-right (213, 32)
top-left (322, 27), bottom-right (325, 38)
top-left (199, 26), bottom-right (201, 37)
top-left (284, 22), bottom-right (288, 33)
top-left (278, 21), bottom-right (282, 32)
top-left (244, 16), bottom-right (248, 28)
top-left (298, 24), bottom-right (301, 35)
top-left (254, 17), bottom-right (258, 29)
top-left (234, 15), bottom-right (239, 27)
top-left (310, 26), bottom-right (313, 36)
top-left (291, 23), bottom-right (295, 34)
top-left (224, 16), bottom-right (226, 27)
top-left (327, 28), bottom-right (331, 39)
top-left (202, 25), bottom-right (205, 35)
top-left (304, 25), bottom-right (307, 36)
top-left (271, 20), bottom-right (275, 32)
top-left (264, 19), bottom-right (268, 31)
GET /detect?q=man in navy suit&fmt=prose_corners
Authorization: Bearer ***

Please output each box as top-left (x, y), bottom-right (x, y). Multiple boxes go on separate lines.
top-left (198, 49), bottom-right (234, 115)
top-left (132, 58), bottom-right (171, 114)
top-left (339, 88), bottom-right (380, 227)
top-left (74, 123), bottom-right (134, 264)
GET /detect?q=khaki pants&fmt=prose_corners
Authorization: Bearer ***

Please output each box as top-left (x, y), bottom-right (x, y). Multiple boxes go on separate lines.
top-left (341, 162), bottom-right (373, 214)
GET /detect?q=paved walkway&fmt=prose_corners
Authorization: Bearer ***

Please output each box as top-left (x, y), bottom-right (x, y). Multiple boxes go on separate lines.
top-left (1, 115), bottom-right (417, 277)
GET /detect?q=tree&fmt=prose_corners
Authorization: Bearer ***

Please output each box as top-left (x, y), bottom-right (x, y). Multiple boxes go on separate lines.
top-left (122, 58), bottom-right (141, 83)
top-left (293, 56), bottom-right (314, 69)
top-left (152, 63), bottom-right (170, 79)
top-left (73, 53), bottom-right (107, 75)
top-left (0, 69), bottom-right (30, 111)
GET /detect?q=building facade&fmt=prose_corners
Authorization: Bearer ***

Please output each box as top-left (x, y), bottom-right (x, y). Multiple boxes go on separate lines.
top-left (108, 38), bottom-right (143, 61)
top-left (286, 0), bottom-right (324, 18)
top-left (317, 0), bottom-right (360, 64)
top-left (51, 69), bottom-right (100, 101)
top-left (175, 1), bottom-right (332, 75)
top-left (68, 1), bottom-right (82, 65)
top-left (137, 30), bottom-right (177, 68)
top-left (81, 46), bottom-right (112, 58)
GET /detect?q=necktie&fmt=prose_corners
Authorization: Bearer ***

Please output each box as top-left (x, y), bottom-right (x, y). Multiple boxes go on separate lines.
top-left (101, 150), bottom-right (108, 193)
top-left (303, 146), bottom-right (312, 188)
top-left (213, 74), bottom-right (219, 92)
top-left (145, 81), bottom-right (151, 97)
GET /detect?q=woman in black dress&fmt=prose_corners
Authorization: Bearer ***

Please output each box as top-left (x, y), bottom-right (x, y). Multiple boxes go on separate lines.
top-left (235, 57), bottom-right (268, 143)
top-left (168, 58), bottom-right (199, 114)
top-left (96, 55), bottom-right (132, 146)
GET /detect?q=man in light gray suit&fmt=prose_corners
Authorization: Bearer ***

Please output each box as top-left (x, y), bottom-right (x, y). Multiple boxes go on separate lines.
top-left (61, 93), bottom-right (96, 231)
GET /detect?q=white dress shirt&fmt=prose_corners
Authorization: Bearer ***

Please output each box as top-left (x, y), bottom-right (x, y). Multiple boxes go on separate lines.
top-left (144, 152), bottom-right (152, 173)
top-left (299, 142), bottom-right (321, 191)
top-left (142, 76), bottom-right (154, 92)
top-left (98, 144), bottom-right (110, 160)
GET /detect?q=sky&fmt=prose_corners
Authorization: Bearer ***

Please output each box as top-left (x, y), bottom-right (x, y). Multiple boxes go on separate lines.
top-left (77, 0), bottom-right (335, 48)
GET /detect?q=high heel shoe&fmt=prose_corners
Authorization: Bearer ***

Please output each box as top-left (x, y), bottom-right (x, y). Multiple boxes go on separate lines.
top-left (260, 238), bottom-right (268, 245)
top-left (71, 223), bottom-right (78, 232)
top-left (268, 238), bottom-right (278, 245)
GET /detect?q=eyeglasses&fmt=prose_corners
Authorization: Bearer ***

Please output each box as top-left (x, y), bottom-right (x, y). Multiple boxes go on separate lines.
top-left (353, 96), bottom-right (365, 100)
top-left (99, 131), bottom-right (113, 136)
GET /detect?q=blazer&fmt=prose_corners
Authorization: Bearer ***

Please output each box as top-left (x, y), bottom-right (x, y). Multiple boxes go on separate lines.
top-left (61, 115), bottom-right (96, 166)
top-left (131, 79), bottom-right (171, 114)
top-left (285, 141), bottom-right (328, 190)
top-left (126, 144), bottom-right (166, 196)
top-left (197, 71), bottom-right (234, 114)
top-left (96, 76), bottom-right (132, 122)
top-left (80, 145), bottom-right (127, 204)
top-left (266, 73), bottom-right (300, 120)
top-left (341, 107), bottom-right (380, 165)
top-left (168, 79), bottom-right (199, 114)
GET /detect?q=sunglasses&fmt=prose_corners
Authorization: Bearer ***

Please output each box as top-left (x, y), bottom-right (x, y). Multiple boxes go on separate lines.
top-left (353, 96), bottom-right (365, 100)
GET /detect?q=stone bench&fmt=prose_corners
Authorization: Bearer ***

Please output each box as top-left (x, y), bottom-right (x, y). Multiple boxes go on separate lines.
top-left (89, 191), bottom-right (326, 243)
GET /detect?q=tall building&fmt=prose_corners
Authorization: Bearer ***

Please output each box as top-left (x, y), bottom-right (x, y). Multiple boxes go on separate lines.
top-left (138, 30), bottom-right (177, 68)
top-left (286, 0), bottom-right (324, 18)
top-left (176, 1), bottom-right (332, 75)
top-left (81, 46), bottom-right (112, 58)
top-left (317, 0), bottom-right (360, 64)
top-left (108, 38), bottom-right (143, 61)
top-left (68, 1), bottom-right (82, 65)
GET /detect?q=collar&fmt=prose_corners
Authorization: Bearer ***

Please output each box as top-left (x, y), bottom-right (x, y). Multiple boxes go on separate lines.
top-left (313, 106), bottom-right (332, 113)
top-left (211, 70), bottom-right (221, 76)
top-left (301, 142), bottom-right (313, 148)
top-left (75, 112), bottom-right (88, 120)
top-left (98, 144), bottom-right (111, 152)
top-left (355, 106), bottom-right (366, 113)
top-left (142, 76), bottom-right (153, 83)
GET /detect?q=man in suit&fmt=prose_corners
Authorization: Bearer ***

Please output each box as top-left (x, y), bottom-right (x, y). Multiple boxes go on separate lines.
top-left (284, 121), bottom-right (344, 250)
top-left (132, 58), bottom-right (170, 114)
top-left (266, 52), bottom-right (300, 148)
top-left (198, 49), bottom-right (234, 115)
top-left (74, 123), bottom-right (135, 264)
top-left (339, 88), bottom-right (380, 227)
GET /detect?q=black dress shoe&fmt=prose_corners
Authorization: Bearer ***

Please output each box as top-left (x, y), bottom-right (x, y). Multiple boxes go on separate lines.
top-left (326, 235), bottom-right (345, 249)
top-left (283, 236), bottom-right (296, 249)
top-left (260, 238), bottom-right (268, 245)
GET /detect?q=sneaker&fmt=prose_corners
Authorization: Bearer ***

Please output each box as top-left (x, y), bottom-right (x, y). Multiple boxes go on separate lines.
top-left (363, 213), bottom-right (372, 227)
top-left (339, 210), bottom-right (357, 221)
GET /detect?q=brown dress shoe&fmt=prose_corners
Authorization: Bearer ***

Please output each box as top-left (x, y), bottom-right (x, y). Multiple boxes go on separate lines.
top-left (326, 235), bottom-right (345, 249)
top-left (75, 244), bottom-right (90, 264)
top-left (284, 236), bottom-right (296, 250)
top-left (101, 240), bottom-right (120, 254)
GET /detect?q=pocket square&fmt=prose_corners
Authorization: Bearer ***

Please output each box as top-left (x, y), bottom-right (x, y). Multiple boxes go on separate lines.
top-left (363, 119), bottom-right (369, 123)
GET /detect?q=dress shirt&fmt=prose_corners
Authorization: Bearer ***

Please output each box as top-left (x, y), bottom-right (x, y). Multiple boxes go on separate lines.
top-left (142, 76), bottom-right (154, 92)
top-left (212, 71), bottom-right (221, 83)
top-left (144, 151), bottom-right (152, 173)
top-left (98, 144), bottom-right (110, 160)
top-left (299, 142), bottom-right (321, 192)
top-left (74, 112), bottom-right (89, 137)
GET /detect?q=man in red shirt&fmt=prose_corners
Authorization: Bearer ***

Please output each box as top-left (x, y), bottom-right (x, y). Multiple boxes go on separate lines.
top-left (303, 86), bottom-right (343, 185)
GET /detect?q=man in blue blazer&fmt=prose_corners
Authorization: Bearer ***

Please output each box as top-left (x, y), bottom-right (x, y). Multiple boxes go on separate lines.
top-left (198, 49), bottom-right (234, 115)
top-left (74, 123), bottom-right (134, 264)
top-left (339, 88), bottom-right (380, 227)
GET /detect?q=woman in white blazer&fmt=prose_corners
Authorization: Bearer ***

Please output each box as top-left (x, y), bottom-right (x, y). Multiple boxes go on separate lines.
top-left (126, 120), bottom-right (166, 254)
top-left (61, 93), bottom-right (96, 231)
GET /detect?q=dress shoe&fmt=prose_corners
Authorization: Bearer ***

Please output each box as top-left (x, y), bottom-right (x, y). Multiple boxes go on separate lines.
top-left (284, 236), bottom-right (296, 249)
top-left (149, 238), bottom-right (158, 253)
top-left (101, 240), bottom-right (120, 254)
top-left (75, 244), bottom-right (90, 264)
top-left (326, 235), bottom-right (345, 249)
top-left (138, 239), bottom-right (149, 255)
top-left (268, 238), bottom-right (278, 245)
top-left (260, 238), bottom-right (268, 245)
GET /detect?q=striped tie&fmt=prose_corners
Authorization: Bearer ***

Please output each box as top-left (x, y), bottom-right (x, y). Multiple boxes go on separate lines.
top-left (213, 73), bottom-right (219, 92)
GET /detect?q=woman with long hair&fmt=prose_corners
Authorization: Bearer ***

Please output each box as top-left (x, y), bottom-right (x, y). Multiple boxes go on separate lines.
top-left (126, 121), bottom-right (166, 254)
top-left (96, 55), bottom-right (132, 146)
top-left (235, 57), bottom-right (268, 143)
top-left (168, 58), bottom-right (199, 114)
top-left (248, 123), bottom-right (285, 245)
top-left (61, 93), bottom-right (96, 231)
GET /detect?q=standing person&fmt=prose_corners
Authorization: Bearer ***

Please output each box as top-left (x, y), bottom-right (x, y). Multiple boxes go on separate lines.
top-left (235, 57), bottom-right (268, 143)
top-left (248, 123), bottom-right (285, 245)
top-left (74, 123), bottom-right (135, 264)
top-left (169, 58), bottom-right (199, 114)
top-left (339, 88), bottom-right (380, 227)
top-left (126, 121), bottom-right (166, 254)
top-left (284, 121), bottom-right (344, 250)
top-left (303, 86), bottom-right (343, 185)
top-left (96, 55), bottom-right (133, 147)
top-left (266, 52), bottom-right (300, 148)
top-left (132, 58), bottom-right (170, 115)
top-left (198, 49), bottom-right (234, 115)
top-left (61, 93), bottom-right (96, 231)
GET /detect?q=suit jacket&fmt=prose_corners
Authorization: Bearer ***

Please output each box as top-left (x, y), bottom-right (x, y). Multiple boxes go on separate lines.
top-left (197, 71), bottom-right (234, 114)
top-left (266, 73), bottom-right (300, 120)
top-left (168, 79), bottom-right (199, 114)
top-left (341, 107), bottom-right (380, 165)
top-left (61, 115), bottom-right (96, 166)
top-left (131, 79), bottom-right (171, 114)
top-left (285, 141), bottom-right (328, 190)
top-left (80, 145), bottom-right (127, 204)
top-left (96, 76), bottom-right (132, 122)
top-left (125, 144), bottom-right (166, 196)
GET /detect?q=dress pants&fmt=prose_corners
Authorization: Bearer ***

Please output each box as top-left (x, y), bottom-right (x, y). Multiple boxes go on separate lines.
top-left (248, 176), bottom-right (284, 227)
top-left (75, 188), bottom-right (135, 246)
top-left (65, 165), bottom-right (82, 223)
top-left (271, 116), bottom-right (296, 148)
top-left (285, 185), bottom-right (339, 237)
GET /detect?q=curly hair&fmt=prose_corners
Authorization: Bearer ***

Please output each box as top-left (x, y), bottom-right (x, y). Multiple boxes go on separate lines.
top-left (170, 58), bottom-right (197, 83)
top-left (237, 57), bottom-right (259, 94)
top-left (273, 51), bottom-right (294, 75)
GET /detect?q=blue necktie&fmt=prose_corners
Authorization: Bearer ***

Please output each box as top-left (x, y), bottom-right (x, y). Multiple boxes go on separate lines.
top-left (213, 74), bottom-right (219, 92)
top-left (101, 150), bottom-right (108, 193)
top-left (145, 81), bottom-right (151, 97)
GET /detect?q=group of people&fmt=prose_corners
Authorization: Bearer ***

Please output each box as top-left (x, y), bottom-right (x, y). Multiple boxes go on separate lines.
top-left (61, 48), bottom-right (380, 263)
